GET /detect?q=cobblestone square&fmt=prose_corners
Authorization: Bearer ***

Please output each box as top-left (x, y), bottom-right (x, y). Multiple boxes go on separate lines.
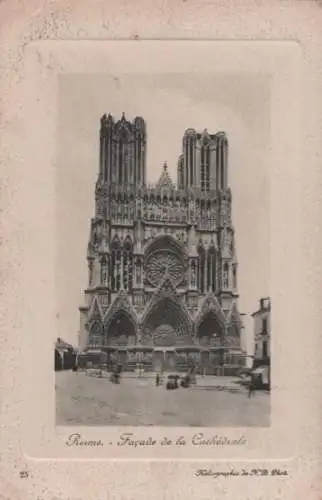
top-left (56, 371), bottom-right (270, 427)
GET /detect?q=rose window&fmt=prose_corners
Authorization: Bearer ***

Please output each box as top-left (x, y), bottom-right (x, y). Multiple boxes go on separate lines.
top-left (146, 251), bottom-right (185, 287)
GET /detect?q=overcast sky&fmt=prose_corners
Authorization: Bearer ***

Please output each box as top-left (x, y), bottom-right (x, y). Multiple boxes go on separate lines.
top-left (56, 73), bottom-right (270, 345)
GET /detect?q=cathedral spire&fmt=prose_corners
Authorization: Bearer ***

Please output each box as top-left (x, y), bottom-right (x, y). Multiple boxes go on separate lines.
top-left (156, 162), bottom-right (174, 189)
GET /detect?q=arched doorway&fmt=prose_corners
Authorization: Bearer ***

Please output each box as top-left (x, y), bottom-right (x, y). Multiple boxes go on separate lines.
top-left (144, 297), bottom-right (191, 339)
top-left (197, 311), bottom-right (224, 374)
top-left (105, 310), bottom-right (136, 369)
top-left (143, 297), bottom-right (192, 371)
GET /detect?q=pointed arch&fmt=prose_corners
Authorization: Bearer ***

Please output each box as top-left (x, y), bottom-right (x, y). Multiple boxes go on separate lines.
top-left (195, 293), bottom-right (226, 332)
top-left (88, 320), bottom-right (104, 348)
top-left (142, 296), bottom-right (193, 342)
top-left (144, 233), bottom-right (186, 259)
top-left (104, 309), bottom-right (136, 346)
top-left (141, 277), bottom-right (193, 341)
top-left (88, 296), bottom-right (103, 322)
top-left (196, 311), bottom-right (223, 345)
top-left (103, 291), bottom-right (138, 345)
top-left (141, 276), bottom-right (193, 332)
top-left (86, 297), bottom-right (104, 348)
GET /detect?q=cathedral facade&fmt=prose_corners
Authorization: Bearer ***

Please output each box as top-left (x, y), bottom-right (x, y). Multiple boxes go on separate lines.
top-left (79, 113), bottom-right (245, 374)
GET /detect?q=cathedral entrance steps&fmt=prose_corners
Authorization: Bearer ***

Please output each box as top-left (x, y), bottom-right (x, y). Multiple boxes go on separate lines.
top-left (79, 345), bottom-right (244, 376)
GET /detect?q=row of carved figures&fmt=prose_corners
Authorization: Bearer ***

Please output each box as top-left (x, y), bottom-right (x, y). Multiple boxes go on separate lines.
top-left (104, 200), bottom-right (230, 220)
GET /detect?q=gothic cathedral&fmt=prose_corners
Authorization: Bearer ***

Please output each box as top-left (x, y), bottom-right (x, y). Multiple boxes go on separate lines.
top-left (79, 113), bottom-right (245, 374)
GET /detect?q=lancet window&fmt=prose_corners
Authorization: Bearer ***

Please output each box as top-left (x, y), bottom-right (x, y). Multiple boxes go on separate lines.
top-left (136, 135), bottom-right (142, 184)
top-left (223, 262), bottom-right (229, 289)
top-left (198, 243), bottom-right (205, 294)
top-left (123, 236), bottom-right (133, 291)
top-left (232, 264), bottom-right (237, 289)
top-left (207, 246), bottom-right (217, 292)
top-left (119, 138), bottom-right (123, 183)
top-left (190, 260), bottom-right (197, 288)
top-left (200, 144), bottom-right (210, 192)
top-left (111, 236), bottom-right (121, 291)
top-left (88, 259), bottom-right (93, 287)
top-left (135, 258), bottom-right (142, 286)
top-left (177, 156), bottom-right (184, 189)
top-left (100, 256), bottom-right (108, 286)
top-left (190, 140), bottom-right (194, 185)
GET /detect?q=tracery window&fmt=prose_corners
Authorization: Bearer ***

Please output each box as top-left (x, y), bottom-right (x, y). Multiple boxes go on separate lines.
top-left (146, 251), bottom-right (184, 287)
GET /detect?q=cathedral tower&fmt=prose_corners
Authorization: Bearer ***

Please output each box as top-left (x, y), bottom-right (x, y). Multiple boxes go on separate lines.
top-left (99, 113), bottom-right (146, 187)
top-left (177, 129), bottom-right (228, 191)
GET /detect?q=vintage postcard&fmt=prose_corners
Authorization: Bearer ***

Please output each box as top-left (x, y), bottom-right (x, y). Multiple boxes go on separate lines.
top-left (21, 38), bottom-right (301, 460)
top-left (1, 2), bottom-right (321, 499)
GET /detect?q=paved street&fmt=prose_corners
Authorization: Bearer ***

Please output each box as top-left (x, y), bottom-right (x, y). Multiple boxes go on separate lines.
top-left (56, 371), bottom-right (270, 427)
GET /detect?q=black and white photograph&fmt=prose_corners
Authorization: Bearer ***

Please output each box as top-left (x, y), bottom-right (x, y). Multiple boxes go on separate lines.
top-left (55, 72), bottom-right (271, 427)
top-left (2, 0), bottom-right (318, 494)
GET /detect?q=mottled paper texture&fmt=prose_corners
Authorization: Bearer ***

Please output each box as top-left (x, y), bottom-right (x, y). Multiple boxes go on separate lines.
top-left (1, 1), bottom-right (322, 500)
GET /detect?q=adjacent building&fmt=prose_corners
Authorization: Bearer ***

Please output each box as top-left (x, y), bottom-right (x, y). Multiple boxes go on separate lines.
top-left (55, 338), bottom-right (77, 371)
top-left (252, 297), bottom-right (271, 368)
top-left (78, 113), bottom-right (246, 374)
top-left (240, 313), bottom-right (254, 369)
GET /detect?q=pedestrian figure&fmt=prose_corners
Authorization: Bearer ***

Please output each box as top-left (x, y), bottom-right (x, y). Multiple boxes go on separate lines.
top-left (72, 354), bottom-right (79, 374)
top-left (248, 375), bottom-right (256, 398)
top-left (156, 373), bottom-right (160, 387)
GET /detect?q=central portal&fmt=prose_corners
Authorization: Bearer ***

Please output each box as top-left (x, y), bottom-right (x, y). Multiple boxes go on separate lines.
top-left (165, 351), bottom-right (176, 371)
top-left (142, 292), bottom-right (193, 372)
top-left (152, 324), bottom-right (177, 372)
top-left (152, 349), bottom-right (177, 372)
